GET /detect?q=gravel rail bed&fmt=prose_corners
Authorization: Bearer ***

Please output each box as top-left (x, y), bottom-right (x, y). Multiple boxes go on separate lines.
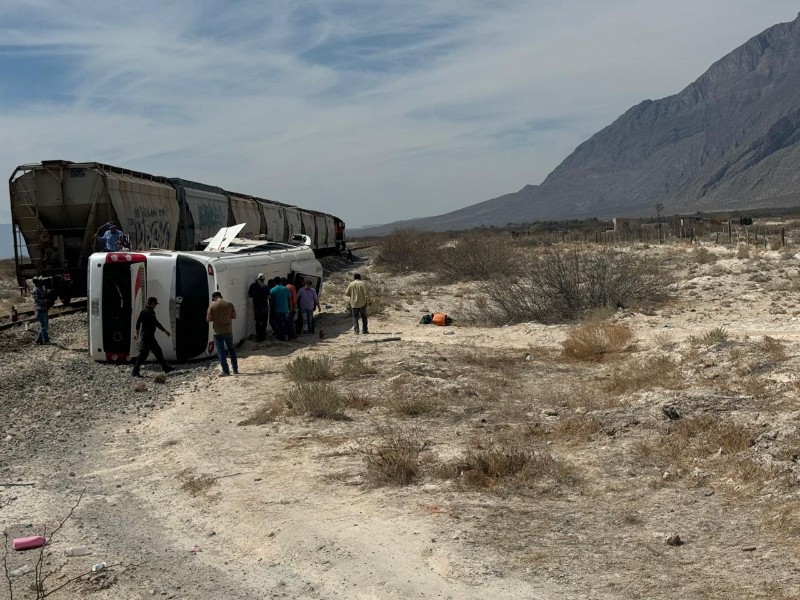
top-left (0, 313), bottom-right (211, 471)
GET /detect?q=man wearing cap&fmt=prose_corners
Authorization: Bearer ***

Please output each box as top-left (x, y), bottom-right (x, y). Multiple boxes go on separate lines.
top-left (132, 297), bottom-right (175, 377)
top-left (96, 222), bottom-right (124, 252)
top-left (248, 273), bottom-right (270, 342)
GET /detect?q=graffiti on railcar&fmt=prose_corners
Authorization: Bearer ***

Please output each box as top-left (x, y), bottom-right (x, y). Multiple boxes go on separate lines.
top-left (197, 203), bottom-right (227, 230)
top-left (133, 206), bottom-right (173, 250)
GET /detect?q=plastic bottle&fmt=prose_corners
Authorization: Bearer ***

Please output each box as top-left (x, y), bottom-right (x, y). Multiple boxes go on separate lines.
top-left (64, 545), bottom-right (91, 557)
top-left (91, 562), bottom-right (107, 573)
top-left (10, 564), bottom-right (31, 577)
top-left (10, 306), bottom-right (18, 322)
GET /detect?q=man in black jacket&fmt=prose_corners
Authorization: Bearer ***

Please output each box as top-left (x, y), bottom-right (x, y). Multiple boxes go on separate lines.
top-left (132, 297), bottom-right (175, 377)
top-left (247, 273), bottom-right (270, 342)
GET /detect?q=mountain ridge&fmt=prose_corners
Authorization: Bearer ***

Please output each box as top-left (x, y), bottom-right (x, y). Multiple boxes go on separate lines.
top-left (357, 13), bottom-right (800, 236)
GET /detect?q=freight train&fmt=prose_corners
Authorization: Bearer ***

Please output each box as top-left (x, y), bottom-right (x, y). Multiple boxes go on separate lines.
top-left (88, 227), bottom-right (322, 363)
top-left (9, 160), bottom-right (346, 297)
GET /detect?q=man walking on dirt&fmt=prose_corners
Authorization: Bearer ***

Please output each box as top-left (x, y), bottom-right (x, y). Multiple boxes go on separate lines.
top-left (345, 273), bottom-right (369, 334)
top-left (132, 297), bottom-right (175, 377)
top-left (207, 291), bottom-right (239, 376)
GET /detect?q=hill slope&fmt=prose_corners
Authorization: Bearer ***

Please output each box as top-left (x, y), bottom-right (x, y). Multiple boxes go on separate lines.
top-left (359, 13), bottom-right (800, 235)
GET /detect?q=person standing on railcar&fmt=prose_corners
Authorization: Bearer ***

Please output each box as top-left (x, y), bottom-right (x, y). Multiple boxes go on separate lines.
top-left (132, 297), bottom-right (175, 376)
top-left (95, 221), bottom-right (127, 252)
top-left (207, 291), bottom-right (239, 376)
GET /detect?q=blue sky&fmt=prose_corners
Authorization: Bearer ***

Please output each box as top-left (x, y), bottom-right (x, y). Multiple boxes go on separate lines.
top-left (1, 1), bottom-right (798, 227)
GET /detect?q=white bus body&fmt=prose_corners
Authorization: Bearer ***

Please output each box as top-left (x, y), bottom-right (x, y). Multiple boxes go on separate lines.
top-left (87, 238), bottom-right (322, 363)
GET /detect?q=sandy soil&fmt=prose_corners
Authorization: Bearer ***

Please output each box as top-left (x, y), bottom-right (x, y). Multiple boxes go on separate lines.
top-left (2, 244), bottom-right (800, 599)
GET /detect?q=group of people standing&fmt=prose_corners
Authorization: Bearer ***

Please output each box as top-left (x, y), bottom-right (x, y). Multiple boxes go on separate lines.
top-left (123, 272), bottom-right (366, 379)
top-left (247, 274), bottom-right (321, 343)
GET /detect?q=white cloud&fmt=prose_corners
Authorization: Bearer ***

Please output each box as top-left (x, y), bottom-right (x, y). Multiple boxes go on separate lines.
top-left (0, 0), bottom-right (798, 226)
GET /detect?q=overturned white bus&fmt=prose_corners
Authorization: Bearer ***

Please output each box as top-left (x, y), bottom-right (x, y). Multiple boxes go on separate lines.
top-left (87, 228), bottom-right (322, 363)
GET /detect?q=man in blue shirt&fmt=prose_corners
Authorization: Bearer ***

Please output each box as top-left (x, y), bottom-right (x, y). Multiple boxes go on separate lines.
top-left (96, 222), bottom-right (123, 251)
top-left (269, 280), bottom-right (296, 341)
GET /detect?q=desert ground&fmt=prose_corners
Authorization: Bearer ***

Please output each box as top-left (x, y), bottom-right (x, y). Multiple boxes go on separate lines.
top-left (2, 236), bottom-right (800, 600)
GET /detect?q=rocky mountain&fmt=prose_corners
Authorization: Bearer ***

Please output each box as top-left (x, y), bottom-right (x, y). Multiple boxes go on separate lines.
top-left (358, 13), bottom-right (800, 235)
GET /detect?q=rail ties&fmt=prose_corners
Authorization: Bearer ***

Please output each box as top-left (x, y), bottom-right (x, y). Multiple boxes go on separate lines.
top-left (0, 298), bottom-right (88, 331)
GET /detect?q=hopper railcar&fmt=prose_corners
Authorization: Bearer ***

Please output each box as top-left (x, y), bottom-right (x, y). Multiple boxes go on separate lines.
top-left (9, 160), bottom-right (345, 296)
top-left (88, 232), bottom-right (322, 363)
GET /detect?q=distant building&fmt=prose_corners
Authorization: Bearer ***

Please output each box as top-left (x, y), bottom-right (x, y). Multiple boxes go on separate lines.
top-left (612, 217), bottom-right (642, 231)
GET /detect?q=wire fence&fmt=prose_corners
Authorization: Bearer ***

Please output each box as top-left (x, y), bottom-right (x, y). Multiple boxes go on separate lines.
top-left (510, 220), bottom-right (800, 250)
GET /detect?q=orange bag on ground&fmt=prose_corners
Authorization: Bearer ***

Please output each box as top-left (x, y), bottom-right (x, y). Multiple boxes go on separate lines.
top-left (432, 313), bottom-right (447, 326)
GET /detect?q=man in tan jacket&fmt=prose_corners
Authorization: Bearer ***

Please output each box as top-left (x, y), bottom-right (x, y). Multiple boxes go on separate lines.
top-left (344, 273), bottom-right (369, 334)
top-left (207, 291), bottom-right (238, 375)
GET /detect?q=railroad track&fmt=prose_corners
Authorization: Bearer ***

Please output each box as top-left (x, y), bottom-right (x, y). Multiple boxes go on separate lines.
top-left (0, 298), bottom-right (88, 331)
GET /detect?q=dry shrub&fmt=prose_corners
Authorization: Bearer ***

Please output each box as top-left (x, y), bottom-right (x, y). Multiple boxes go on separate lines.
top-left (606, 355), bottom-right (681, 395)
top-left (693, 247), bottom-right (717, 264)
top-left (458, 445), bottom-right (575, 489)
top-left (388, 395), bottom-right (441, 417)
top-left (375, 228), bottom-right (440, 272)
top-left (561, 321), bottom-right (633, 362)
top-left (437, 233), bottom-right (518, 282)
top-left (753, 336), bottom-right (788, 363)
top-left (362, 430), bottom-right (426, 486)
top-left (285, 355), bottom-right (334, 383)
top-left (340, 350), bottom-right (377, 377)
top-left (634, 414), bottom-right (754, 476)
top-left (456, 349), bottom-right (521, 372)
top-left (617, 509), bottom-right (644, 526)
top-left (702, 326), bottom-right (729, 346)
top-left (770, 501), bottom-right (800, 540)
top-left (537, 383), bottom-right (619, 410)
top-left (343, 392), bottom-right (373, 410)
top-left (728, 457), bottom-right (778, 490)
top-left (177, 469), bottom-right (218, 497)
top-left (691, 416), bottom-right (755, 454)
top-left (238, 400), bottom-right (284, 425)
top-left (737, 245), bottom-right (751, 259)
top-left (651, 331), bottom-right (674, 349)
top-left (550, 414), bottom-right (601, 443)
top-left (287, 382), bottom-right (346, 419)
top-left (741, 376), bottom-right (771, 399)
top-left (366, 281), bottom-right (389, 315)
top-left (478, 247), bottom-right (669, 324)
